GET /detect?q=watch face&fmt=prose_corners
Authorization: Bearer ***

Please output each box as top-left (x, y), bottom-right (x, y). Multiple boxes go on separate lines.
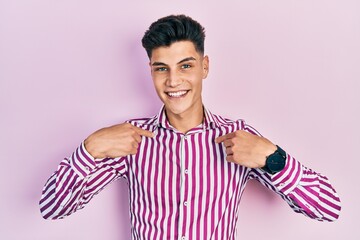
top-left (267, 152), bottom-right (286, 173)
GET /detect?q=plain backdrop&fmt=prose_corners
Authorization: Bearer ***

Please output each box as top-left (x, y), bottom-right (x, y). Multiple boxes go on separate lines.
top-left (1, 0), bottom-right (359, 239)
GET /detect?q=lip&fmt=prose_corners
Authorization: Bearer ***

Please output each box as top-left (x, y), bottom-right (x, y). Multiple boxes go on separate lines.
top-left (165, 90), bottom-right (190, 98)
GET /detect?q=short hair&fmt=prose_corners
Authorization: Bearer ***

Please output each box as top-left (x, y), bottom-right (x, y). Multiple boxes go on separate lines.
top-left (141, 14), bottom-right (206, 58)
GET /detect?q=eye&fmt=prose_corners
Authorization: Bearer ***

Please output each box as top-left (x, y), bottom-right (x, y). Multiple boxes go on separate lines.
top-left (181, 64), bottom-right (191, 69)
top-left (155, 67), bottom-right (167, 72)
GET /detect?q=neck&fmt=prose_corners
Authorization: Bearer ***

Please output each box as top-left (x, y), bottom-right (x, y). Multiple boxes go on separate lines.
top-left (165, 103), bottom-right (204, 134)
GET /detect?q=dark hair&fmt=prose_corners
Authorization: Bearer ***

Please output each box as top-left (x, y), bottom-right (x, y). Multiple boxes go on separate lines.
top-left (141, 14), bottom-right (206, 58)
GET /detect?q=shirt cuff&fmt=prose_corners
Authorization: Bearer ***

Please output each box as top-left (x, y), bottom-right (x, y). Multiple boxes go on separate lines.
top-left (69, 142), bottom-right (97, 178)
top-left (271, 154), bottom-right (303, 195)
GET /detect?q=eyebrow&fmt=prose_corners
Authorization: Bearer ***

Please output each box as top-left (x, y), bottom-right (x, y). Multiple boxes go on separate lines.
top-left (151, 57), bottom-right (196, 66)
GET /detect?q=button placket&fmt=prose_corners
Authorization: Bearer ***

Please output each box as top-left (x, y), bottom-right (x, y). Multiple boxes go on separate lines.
top-left (178, 134), bottom-right (189, 239)
top-left (182, 135), bottom-right (189, 207)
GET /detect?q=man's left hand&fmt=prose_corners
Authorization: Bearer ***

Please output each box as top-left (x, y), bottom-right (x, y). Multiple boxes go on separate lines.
top-left (215, 130), bottom-right (277, 168)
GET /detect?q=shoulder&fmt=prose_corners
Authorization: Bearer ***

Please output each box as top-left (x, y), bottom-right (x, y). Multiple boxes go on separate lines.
top-left (125, 115), bottom-right (158, 131)
top-left (211, 112), bottom-right (262, 136)
top-left (210, 111), bottom-right (246, 129)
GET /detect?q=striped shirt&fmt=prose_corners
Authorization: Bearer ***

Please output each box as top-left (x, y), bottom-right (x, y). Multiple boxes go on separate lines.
top-left (39, 106), bottom-right (341, 239)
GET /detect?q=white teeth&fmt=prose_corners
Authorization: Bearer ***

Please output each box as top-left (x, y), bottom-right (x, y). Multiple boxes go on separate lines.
top-left (167, 91), bottom-right (187, 97)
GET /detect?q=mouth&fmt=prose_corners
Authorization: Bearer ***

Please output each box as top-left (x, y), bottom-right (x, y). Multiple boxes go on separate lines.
top-left (165, 90), bottom-right (189, 98)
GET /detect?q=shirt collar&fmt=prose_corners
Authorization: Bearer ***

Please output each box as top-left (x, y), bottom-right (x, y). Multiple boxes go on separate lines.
top-left (154, 105), bottom-right (221, 131)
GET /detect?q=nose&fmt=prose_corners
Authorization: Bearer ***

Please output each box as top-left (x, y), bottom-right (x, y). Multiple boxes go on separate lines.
top-left (166, 70), bottom-right (182, 88)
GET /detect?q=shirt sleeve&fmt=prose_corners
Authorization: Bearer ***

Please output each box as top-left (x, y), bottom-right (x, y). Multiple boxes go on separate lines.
top-left (243, 122), bottom-right (341, 222)
top-left (39, 142), bottom-right (128, 220)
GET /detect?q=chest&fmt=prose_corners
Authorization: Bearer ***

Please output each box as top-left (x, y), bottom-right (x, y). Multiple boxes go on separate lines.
top-left (126, 129), bottom-right (247, 203)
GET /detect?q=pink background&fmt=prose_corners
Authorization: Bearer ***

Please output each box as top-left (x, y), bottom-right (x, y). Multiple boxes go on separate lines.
top-left (1, 0), bottom-right (359, 239)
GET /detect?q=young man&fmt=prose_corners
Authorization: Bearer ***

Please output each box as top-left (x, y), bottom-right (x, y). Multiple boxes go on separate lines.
top-left (40, 15), bottom-right (341, 239)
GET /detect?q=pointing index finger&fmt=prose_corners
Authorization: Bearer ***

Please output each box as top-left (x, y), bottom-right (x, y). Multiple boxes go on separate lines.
top-left (133, 126), bottom-right (154, 138)
top-left (215, 132), bottom-right (235, 143)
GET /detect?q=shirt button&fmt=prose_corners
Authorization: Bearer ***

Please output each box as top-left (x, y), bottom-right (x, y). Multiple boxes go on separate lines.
top-left (85, 166), bottom-right (90, 171)
top-left (184, 201), bottom-right (188, 206)
top-left (181, 236), bottom-right (186, 240)
top-left (184, 136), bottom-right (187, 140)
top-left (184, 169), bottom-right (189, 174)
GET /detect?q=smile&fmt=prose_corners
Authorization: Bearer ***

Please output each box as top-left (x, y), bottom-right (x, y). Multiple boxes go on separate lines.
top-left (166, 90), bottom-right (189, 98)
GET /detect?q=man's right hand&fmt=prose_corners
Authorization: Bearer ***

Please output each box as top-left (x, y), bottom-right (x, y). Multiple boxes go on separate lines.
top-left (84, 123), bottom-right (154, 159)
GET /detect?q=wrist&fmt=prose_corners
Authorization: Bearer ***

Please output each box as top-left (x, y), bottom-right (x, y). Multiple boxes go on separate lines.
top-left (84, 136), bottom-right (104, 159)
top-left (261, 142), bottom-right (277, 168)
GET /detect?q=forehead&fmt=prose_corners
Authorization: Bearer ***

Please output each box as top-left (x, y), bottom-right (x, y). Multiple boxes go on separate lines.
top-left (150, 41), bottom-right (201, 64)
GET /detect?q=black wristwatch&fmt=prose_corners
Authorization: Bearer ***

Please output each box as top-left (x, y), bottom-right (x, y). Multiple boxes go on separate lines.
top-left (261, 145), bottom-right (286, 174)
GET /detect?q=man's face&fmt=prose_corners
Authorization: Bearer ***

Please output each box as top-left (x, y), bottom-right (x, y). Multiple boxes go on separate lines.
top-left (150, 41), bottom-right (209, 117)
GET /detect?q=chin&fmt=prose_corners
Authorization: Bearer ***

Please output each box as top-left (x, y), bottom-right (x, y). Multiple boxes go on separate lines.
top-left (163, 100), bottom-right (192, 116)
top-left (165, 104), bottom-right (188, 115)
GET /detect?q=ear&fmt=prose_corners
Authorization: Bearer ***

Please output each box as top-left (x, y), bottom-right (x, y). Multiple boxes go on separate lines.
top-left (202, 55), bottom-right (209, 79)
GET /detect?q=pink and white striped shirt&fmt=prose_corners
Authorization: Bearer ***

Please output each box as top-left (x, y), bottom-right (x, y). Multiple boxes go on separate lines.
top-left (39, 106), bottom-right (341, 239)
